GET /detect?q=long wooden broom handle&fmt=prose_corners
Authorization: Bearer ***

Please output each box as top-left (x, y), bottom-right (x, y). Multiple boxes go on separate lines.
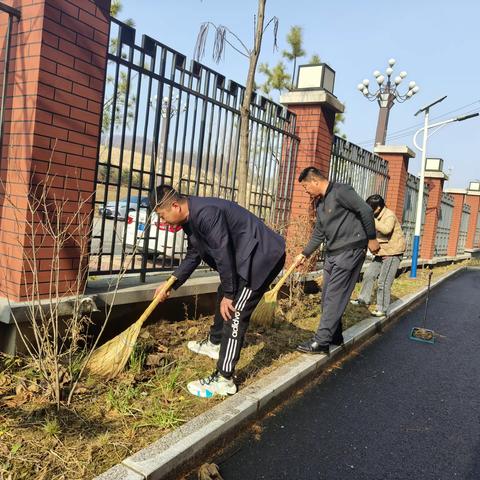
top-left (137, 275), bottom-right (177, 327)
top-left (270, 261), bottom-right (300, 294)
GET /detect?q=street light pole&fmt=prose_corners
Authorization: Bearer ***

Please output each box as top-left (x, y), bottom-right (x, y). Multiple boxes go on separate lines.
top-left (411, 104), bottom-right (431, 278)
top-left (410, 96), bottom-right (479, 278)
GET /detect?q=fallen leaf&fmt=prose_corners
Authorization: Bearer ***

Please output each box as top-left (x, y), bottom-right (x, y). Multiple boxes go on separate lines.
top-left (198, 463), bottom-right (223, 480)
top-left (146, 354), bottom-right (163, 367)
top-left (0, 374), bottom-right (9, 388)
top-left (187, 326), bottom-right (199, 336)
top-left (27, 381), bottom-right (40, 393)
top-left (156, 344), bottom-right (169, 353)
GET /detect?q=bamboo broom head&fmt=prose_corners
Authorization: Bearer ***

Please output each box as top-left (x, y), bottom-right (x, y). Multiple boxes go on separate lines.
top-left (85, 276), bottom-right (176, 379)
top-left (85, 319), bottom-right (143, 379)
top-left (250, 262), bottom-right (298, 327)
top-left (250, 296), bottom-right (277, 327)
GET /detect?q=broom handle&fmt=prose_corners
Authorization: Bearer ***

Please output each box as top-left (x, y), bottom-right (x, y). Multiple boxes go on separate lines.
top-left (422, 270), bottom-right (433, 327)
top-left (270, 262), bottom-right (300, 294)
top-left (137, 276), bottom-right (177, 328)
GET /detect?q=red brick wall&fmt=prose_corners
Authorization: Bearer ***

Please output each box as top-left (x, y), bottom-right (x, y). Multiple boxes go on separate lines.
top-left (447, 193), bottom-right (465, 257)
top-left (0, 0), bottom-right (111, 301)
top-left (279, 103), bottom-right (335, 264)
top-left (380, 152), bottom-right (409, 222)
top-left (287, 104), bottom-right (335, 218)
top-left (420, 177), bottom-right (444, 259)
top-left (465, 195), bottom-right (480, 249)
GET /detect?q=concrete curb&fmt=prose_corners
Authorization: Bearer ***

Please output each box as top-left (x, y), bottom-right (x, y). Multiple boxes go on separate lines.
top-left (95, 265), bottom-right (467, 480)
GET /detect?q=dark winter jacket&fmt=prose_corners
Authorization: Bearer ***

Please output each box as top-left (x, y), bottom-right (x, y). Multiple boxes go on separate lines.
top-left (173, 196), bottom-right (285, 298)
top-left (302, 182), bottom-right (376, 257)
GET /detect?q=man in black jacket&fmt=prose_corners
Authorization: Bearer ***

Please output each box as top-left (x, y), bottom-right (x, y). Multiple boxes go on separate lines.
top-left (152, 185), bottom-right (286, 398)
top-left (295, 167), bottom-right (380, 354)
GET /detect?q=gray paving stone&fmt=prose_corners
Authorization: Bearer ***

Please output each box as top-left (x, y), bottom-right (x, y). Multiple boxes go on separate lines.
top-left (94, 463), bottom-right (144, 480)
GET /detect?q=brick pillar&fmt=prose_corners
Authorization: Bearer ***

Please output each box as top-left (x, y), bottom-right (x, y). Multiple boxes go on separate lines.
top-left (445, 189), bottom-right (467, 257)
top-left (465, 193), bottom-right (480, 249)
top-left (420, 172), bottom-right (447, 259)
top-left (0, 0), bottom-right (111, 302)
top-left (374, 145), bottom-right (416, 222)
top-left (279, 90), bottom-right (344, 264)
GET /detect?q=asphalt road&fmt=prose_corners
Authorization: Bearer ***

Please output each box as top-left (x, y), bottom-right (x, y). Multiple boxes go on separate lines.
top-left (211, 269), bottom-right (480, 480)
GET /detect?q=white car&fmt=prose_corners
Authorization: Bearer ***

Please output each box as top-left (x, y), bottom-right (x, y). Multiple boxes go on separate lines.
top-left (99, 195), bottom-right (150, 220)
top-left (125, 208), bottom-right (187, 259)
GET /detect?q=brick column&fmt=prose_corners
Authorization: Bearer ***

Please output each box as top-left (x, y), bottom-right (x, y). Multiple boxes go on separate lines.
top-left (279, 90), bottom-right (344, 264)
top-left (445, 189), bottom-right (467, 257)
top-left (374, 145), bottom-right (416, 222)
top-left (465, 191), bottom-right (480, 249)
top-left (420, 172), bottom-right (447, 259)
top-left (0, 0), bottom-right (111, 301)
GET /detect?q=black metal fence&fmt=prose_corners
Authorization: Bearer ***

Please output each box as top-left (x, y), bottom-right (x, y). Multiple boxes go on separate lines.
top-left (474, 210), bottom-right (480, 248)
top-left (434, 192), bottom-right (454, 256)
top-left (90, 18), bottom-right (299, 278)
top-left (457, 203), bottom-right (471, 255)
top-left (0, 2), bottom-right (20, 161)
top-left (329, 136), bottom-right (389, 199)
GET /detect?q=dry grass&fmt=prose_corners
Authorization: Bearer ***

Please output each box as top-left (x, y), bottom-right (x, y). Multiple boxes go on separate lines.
top-left (0, 259), bottom-right (470, 479)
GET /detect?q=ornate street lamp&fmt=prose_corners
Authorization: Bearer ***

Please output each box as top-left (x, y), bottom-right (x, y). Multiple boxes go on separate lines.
top-left (357, 58), bottom-right (420, 145)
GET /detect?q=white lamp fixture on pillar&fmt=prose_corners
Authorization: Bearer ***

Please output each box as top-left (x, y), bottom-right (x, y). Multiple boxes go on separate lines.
top-left (468, 181), bottom-right (480, 192)
top-left (296, 63), bottom-right (336, 94)
top-left (425, 157), bottom-right (444, 172)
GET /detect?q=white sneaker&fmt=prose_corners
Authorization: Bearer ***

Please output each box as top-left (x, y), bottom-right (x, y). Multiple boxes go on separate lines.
top-left (350, 298), bottom-right (367, 306)
top-left (187, 337), bottom-right (220, 360)
top-left (371, 309), bottom-right (386, 317)
top-left (187, 371), bottom-right (238, 398)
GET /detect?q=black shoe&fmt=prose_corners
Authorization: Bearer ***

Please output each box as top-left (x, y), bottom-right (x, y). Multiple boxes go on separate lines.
top-left (297, 339), bottom-right (330, 355)
top-left (331, 334), bottom-right (344, 346)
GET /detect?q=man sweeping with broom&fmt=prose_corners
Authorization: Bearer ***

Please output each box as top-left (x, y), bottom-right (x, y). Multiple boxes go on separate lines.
top-left (295, 167), bottom-right (380, 355)
top-left (152, 185), bottom-right (286, 398)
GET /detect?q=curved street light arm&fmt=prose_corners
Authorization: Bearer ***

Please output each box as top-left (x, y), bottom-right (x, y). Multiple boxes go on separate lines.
top-left (413, 116), bottom-right (462, 150)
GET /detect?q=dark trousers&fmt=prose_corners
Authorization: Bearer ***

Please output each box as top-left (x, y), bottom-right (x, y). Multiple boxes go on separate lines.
top-left (315, 248), bottom-right (366, 345)
top-left (210, 254), bottom-right (285, 378)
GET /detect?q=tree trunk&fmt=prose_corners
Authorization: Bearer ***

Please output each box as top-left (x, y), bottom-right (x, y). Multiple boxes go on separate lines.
top-left (292, 56), bottom-right (297, 89)
top-left (237, 0), bottom-right (266, 208)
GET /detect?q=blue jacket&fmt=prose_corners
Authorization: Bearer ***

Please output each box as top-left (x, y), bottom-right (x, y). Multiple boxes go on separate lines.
top-left (173, 196), bottom-right (286, 298)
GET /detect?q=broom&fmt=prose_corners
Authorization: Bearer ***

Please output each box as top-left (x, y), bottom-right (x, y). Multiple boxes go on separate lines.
top-left (409, 270), bottom-right (435, 344)
top-left (85, 276), bottom-right (177, 379)
top-left (251, 261), bottom-right (299, 327)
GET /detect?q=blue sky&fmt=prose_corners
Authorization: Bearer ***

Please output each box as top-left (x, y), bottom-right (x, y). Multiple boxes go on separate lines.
top-left (120, 0), bottom-right (479, 188)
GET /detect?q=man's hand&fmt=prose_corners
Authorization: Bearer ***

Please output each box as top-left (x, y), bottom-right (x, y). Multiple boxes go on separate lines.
top-left (220, 297), bottom-right (236, 321)
top-left (295, 253), bottom-right (307, 266)
top-left (368, 239), bottom-right (381, 255)
top-left (154, 283), bottom-right (172, 303)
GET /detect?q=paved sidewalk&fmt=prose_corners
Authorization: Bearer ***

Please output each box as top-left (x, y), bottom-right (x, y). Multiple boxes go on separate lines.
top-left (211, 269), bottom-right (480, 480)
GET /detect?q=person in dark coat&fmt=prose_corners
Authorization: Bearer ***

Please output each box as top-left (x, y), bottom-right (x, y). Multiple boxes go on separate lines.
top-left (295, 167), bottom-right (380, 354)
top-left (152, 185), bottom-right (286, 398)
